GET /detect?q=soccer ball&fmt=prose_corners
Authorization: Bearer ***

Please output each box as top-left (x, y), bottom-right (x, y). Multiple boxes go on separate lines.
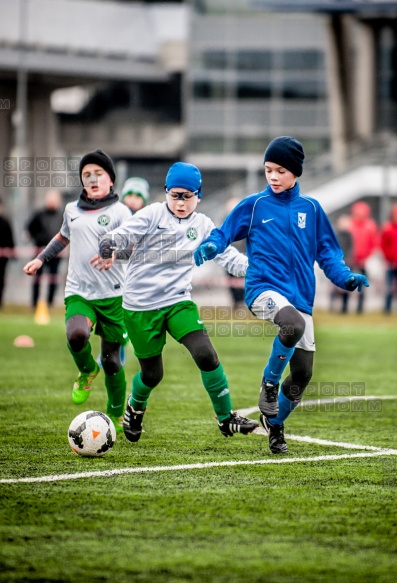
top-left (68, 410), bottom-right (116, 457)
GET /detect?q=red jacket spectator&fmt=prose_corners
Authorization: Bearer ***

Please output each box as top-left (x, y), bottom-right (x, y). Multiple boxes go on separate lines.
top-left (350, 201), bottom-right (378, 268)
top-left (380, 204), bottom-right (397, 267)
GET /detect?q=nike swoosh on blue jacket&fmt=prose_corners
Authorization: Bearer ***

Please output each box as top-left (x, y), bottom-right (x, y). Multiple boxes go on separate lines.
top-left (203, 183), bottom-right (351, 315)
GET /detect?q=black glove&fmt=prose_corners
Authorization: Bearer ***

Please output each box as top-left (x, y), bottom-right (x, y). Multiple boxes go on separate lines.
top-left (99, 238), bottom-right (116, 260)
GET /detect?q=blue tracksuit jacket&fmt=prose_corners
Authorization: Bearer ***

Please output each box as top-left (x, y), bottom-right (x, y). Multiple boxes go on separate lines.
top-left (205, 183), bottom-right (352, 315)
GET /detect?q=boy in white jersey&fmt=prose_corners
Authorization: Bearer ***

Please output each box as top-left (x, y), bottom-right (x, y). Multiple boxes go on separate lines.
top-left (24, 150), bottom-right (131, 432)
top-left (92, 162), bottom-right (259, 441)
top-left (96, 176), bottom-right (150, 368)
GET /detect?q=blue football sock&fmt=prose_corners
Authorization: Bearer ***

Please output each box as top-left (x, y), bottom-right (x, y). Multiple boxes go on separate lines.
top-left (268, 387), bottom-right (301, 426)
top-left (263, 336), bottom-right (295, 384)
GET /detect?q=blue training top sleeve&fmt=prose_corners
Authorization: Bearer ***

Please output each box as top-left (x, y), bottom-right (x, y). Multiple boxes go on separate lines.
top-left (315, 202), bottom-right (351, 289)
top-left (203, 197), bottom-right (255, 254)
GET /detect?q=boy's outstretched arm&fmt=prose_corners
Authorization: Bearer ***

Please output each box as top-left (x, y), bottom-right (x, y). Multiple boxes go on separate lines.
top-left (214, 245), bottom-right (248, 277)
top-left (93, 207), bottom-right (152, 270)
top-left (91, 233), bottom-right (132, 271)
top-left (194, 197), bottom-right (253, 266)
top-left (23, 232), bottom-right (69, 276)
top-left (315, 203), bottom-right (370, 292)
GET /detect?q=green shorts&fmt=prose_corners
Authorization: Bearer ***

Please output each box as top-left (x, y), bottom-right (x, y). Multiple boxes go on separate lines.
top-left (65, 295), bottom-right (129, 345)
top-left (123, 300), bottom-right (206, 359)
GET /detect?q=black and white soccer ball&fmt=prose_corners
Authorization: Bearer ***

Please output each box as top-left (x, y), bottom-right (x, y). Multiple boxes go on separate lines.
top-left (68, 410), bottom-right (116, 457)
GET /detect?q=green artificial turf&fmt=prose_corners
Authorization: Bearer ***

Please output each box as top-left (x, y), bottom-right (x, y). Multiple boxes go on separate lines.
top-left (0, 310), bottom-right (396, 582)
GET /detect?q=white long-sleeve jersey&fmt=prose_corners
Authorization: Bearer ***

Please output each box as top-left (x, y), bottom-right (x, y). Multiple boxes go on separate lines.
top-left (102, 202), bottom-right (248, 311)
top-left (60, 200), bottom-right (131, 300)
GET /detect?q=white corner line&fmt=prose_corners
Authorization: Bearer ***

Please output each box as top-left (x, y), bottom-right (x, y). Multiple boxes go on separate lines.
top-left (250, 425), bottom-right (397, 452)
top-left (240, 397), bottom-right (397, 452)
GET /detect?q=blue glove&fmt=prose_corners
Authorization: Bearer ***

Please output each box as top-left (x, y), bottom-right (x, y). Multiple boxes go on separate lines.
top-left (345, 273), bottom-right (370, 292)
top-left (194, 242), bottom-right (219, 266)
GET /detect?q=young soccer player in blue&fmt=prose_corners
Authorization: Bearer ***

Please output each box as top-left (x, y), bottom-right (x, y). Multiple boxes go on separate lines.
top-left (194, 136), bottom-right (369, 454)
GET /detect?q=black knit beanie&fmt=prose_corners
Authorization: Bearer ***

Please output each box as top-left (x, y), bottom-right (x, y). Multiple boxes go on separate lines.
top-left (264, 136), bottom-right (305, 177)
top-left (79, 149), bottom-right (116, 185)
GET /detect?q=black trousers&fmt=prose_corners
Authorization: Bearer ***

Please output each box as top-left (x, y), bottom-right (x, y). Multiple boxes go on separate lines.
top-left (32, 257), bottom-right (61, 307)
top-left (0, 258), bottom-right (9, 307)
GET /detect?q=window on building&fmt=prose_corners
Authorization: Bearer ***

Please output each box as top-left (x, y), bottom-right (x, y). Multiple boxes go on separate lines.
top-left (193, 49), bottom-right (326, 101)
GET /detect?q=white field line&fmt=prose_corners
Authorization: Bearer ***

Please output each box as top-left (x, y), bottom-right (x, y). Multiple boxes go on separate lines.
top-left (237, 395), bottom-right (397, 418)
top-left (284, 434), bottom-right (397, 453)
top-left (1, 451), bottom-right (397, 484)
top-left (1, 395), bottom-right (395, 485)
top-left (250, 426), bottom-right (397, 452)
top-left (243, 394), bottom-right (397, 451)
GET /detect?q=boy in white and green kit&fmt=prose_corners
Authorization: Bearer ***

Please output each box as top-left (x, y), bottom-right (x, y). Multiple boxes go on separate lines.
top-left (24, 150), bottom-right (130, 432)
top-left (93, 162), bottom-right (259, 441)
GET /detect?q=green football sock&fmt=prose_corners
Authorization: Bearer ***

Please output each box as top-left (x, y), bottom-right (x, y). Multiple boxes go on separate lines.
top-left (105, 367), bottom-right (127, 418)
top-left (67, 342), bottom-right (96, 374)
top-left (201, 363), bottom-right (232, 422)
top-left (129, 372), bottom-right (154, 411)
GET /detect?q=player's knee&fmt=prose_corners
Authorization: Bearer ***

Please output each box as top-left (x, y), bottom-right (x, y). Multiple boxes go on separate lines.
top-left (283, 369), bottom-right (312, 401)
top-left (141, 368), bottom-right (163, 388)
top-left (193, 347), bottom-right (219, 371)
top-left (101, 355), bottom-right (121, 376)
top-left (294, 366), bottom-right (313, 386)
top-left (180, 330), bottom-right (219, 371)
top-left (276, 306), bottom-right (306, 347)
top-left (67, 328), bottom-right (89, 352)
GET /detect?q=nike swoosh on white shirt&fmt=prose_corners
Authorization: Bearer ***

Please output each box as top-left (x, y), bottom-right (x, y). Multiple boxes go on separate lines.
top-left (262, 218), bottom-right (274, 224)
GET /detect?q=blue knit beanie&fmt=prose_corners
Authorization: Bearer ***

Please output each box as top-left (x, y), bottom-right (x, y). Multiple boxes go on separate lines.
top-left (264, 136), bottom-right (305, 177)
top-left (165, 162), bottom-right (202, 198)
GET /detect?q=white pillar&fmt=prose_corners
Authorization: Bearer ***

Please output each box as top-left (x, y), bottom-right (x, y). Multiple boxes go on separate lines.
top-left (353, 20), bottom-right (376, 140)
top-left (327, 18), bottom-right (347, 172)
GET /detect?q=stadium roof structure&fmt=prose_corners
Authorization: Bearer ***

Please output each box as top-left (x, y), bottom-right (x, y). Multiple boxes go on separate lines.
top-left (0, 0), bottom-right (188, 82)
top-left (252, 0), bottom-right (397, 15)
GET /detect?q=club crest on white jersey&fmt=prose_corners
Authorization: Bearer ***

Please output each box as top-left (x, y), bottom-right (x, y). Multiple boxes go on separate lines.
top-left (186, 227), bottom-right (198, 241)
top-left (98, 214), bottom-right (110, 226)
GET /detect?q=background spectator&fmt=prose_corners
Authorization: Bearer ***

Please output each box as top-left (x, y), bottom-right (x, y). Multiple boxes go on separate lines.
top-left (329, 214), bottom-right (353, 313)
top-left (26, 189), bottom-right (64, 308)
top-left (349, 201), bottom-right (378, 314)
top-left (121, 177), bottom-right (150, 214)
top-left (0, 197), bottom-right (15, 308)
top-left (380, 203), bottom-right (397, 314)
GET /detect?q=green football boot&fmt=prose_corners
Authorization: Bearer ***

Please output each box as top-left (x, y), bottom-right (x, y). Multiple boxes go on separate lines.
top-left (107, 414), bottom-right (124, 434)
top-left (72, 363), bottom-right (100, 404)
